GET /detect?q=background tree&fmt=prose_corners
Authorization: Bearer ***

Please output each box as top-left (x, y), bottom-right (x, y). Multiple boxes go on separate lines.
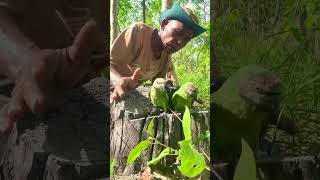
top-left (110, 0), bottom-right (119, 44)
top-left (162, 0), bottom-right (173, 12)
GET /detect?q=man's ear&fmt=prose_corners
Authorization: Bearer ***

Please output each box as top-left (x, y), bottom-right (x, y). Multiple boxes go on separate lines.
top-left (160, 19), bottom-right (170, 30)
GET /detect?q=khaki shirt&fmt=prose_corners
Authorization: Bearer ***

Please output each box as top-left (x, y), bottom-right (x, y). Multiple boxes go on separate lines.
top-left (110, 22), bottom-right (178, 85)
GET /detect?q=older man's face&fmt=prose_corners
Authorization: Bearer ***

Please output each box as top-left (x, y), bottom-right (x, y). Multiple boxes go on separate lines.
top-left (160, 19), bottom-right (194, 54)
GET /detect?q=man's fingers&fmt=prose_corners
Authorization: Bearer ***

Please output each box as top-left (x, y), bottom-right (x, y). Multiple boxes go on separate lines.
top-left (7, 91), bottom-right (27, 121)
top-left (23, 84), bottom-right (48, 113)
top-left (116, 86), bottom-right (125, 97)
top-left (131, 68), bottom-right (142, 82)
top-left (68, 20), bottom-right (98, 63)
top-left (110, 91), bottom-right (118, 104)
top-left (110, 85), bottom-right (126, 103)
top-left (0, 104), bottom-right (13, 134)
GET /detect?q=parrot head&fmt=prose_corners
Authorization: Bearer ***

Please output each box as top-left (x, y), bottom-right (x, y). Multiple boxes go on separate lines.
top-left (212, 65), bottom-right (281, 115)
top-left (153, 78), bottom-right (167, 91)
top-left (211, 65), bottom-right (282, 161)
top-left (239, 71), bottom-right (281, 112)
top-left (184, 82), bottom-right (198, 99)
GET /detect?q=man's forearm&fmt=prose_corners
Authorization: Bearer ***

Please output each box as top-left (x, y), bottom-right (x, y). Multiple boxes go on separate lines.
top-left (0, 7), bottom-right (39, 81)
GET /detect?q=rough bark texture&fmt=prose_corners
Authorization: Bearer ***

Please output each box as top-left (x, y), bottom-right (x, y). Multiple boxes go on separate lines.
top-left (161, 0), bottom-right (173, 12)
top-left (110, 86), bottom-right (210, 178)
top-left (1, 77), bottom-right (109, 180)
top-left (110, 0), bottom-right (119, 45)
top-left (212, 156), bottom-right (320, 180)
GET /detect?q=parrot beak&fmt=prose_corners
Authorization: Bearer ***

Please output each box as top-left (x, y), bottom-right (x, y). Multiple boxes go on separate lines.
top-left (158, 84), bottom-right (166, 90)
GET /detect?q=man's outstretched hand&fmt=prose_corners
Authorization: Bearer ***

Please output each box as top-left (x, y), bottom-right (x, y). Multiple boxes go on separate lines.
top-left (0, 20), bottom-right (99, 133)
top-left (110, 68), bottom-right (142, 103)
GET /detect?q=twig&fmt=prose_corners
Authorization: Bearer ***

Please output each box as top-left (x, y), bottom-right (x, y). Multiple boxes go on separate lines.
top-left (211, 166), bottom-right (224, 180)
top-left (200, 148), bottom-right (210, 162)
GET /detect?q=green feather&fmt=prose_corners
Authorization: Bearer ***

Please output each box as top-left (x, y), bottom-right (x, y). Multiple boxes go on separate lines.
top-left (212, 64), bottom-right (278, 161)
top-left (149, 78), bottom-right (170, 112)
top-left (172, 82), bottom-right (198, 112)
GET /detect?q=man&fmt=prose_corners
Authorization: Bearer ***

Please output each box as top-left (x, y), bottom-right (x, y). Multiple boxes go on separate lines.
top-left (0, 0), bottom-right (107, 132)
top-left (110, 3), bottom-right (206, 102)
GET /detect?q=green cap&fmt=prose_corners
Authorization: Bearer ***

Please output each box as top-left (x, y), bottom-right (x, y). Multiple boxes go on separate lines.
top-left (160, 3), bottom-right (206, 38)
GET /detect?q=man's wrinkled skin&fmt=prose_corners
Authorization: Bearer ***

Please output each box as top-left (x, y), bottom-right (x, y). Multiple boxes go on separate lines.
top-left (0, 6), bottom-right (101, 133)
top-left (110, 19), bottom-right (194, 103)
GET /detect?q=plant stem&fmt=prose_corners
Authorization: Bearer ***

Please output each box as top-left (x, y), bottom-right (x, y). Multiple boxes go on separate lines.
top-left (150, 136), bottom-right (179, 154)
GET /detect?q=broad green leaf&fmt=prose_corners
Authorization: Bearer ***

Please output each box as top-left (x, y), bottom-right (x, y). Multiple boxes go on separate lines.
top-left (177, 140), bottom-right (206, 178)
top-left (233, 138), bottom-right (257, 180)
top-left (147, 118), bottom-right (155, 137)
top-left (182, 106), bottom-right (191, 140)
top-left (110, 159), bottom-right (115, 177)
top-left (147, 147), bottom-right (170, 166)
top-left (127, 140), bottom-right (151, 165)
top-left (193, 131), bottom-right (210, 144)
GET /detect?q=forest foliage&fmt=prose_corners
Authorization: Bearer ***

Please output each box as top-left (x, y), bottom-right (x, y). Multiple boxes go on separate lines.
top-left (213, 0), bottom-right (320, 155)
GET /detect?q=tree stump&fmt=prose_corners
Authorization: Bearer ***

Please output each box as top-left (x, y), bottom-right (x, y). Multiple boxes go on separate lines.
top-left (110, 86), bottom-right (210, 177)
top-left (212, 156), bottom-right (320, 180)
top-left (1, 77), bottom-right (109, 180)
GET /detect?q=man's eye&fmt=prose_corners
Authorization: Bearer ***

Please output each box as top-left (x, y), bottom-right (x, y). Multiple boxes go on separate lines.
top-left (172, 30), bottom-right (178, 35)
top-left (173, 29), bottom-right (182, 35)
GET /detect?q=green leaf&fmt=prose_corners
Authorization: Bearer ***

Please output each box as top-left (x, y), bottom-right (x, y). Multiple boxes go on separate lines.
top-left (147, 147), bottom-right (170, 166)
top-left (127, 140), bottom-right (151, 165)
top-left (193, 131), bottom-right (210, 144)
top-left (182, 106), bottom-right (191, 140)
top-left (147, 118), bottom-right (155, 137)
top-left (233, 138), bottom-right (257, 180)
top-left (289, 27), bottom-right (303, 43)
top-left (177, 140), bottom-right (206, 178)
top-left (110, 159), bottom-right (115, 177)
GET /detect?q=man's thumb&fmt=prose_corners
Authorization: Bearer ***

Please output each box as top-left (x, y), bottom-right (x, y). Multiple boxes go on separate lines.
top-left (131, 68), bottom-right (142, 82)
top-left (68, 20), bottom-right (98, 62)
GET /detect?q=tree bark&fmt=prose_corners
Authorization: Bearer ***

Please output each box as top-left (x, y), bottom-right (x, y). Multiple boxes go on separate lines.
top-left (142, 0), bottom-right (146, 23)
top-left (1, 78), bottom-right (110, 179)
top-left (161, 0), bottom-right (173, 12)
top-left (110, 86), bottom-right (210, 178)
top-left (110, 0), bottom-right (119, 45)
top-left (213, 156), bottom-right (320, 180)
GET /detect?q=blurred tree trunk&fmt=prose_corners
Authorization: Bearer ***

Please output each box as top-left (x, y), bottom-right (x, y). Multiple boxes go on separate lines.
top-left (273, 0), bottom-right (282, 27)
top-left (211, 0), bottom-right (223, 92)
top-left (161, 0), bottom-right (173, 12)
top-left (142, 0), bottom-right (146, 23)
top-left (213, 0), bottom-right (220, 18)
top-left (110, 0), bottom-right (119, 45)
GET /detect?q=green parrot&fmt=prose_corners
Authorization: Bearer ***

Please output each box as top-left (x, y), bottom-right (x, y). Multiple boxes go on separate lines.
top-left (148, 78), bottom-right (170, 112)
top-left (211, 64), bottom-right (284, 162)
top-left (172, 82), bottom-right (202, 112)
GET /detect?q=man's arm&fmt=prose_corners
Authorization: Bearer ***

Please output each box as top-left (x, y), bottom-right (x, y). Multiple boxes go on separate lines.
top-left (110, 23), bottom-right (144, 102)
top-left (110, 63), bottom-right (141, 102)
